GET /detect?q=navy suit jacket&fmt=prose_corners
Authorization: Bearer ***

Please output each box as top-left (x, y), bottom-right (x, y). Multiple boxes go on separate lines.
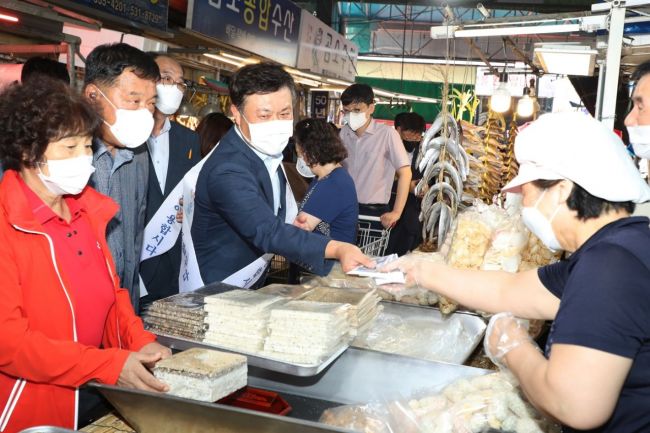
top-left (140, 121), bottom-right (201, 302)
top-left (192, 127), bottom-right (331, 285)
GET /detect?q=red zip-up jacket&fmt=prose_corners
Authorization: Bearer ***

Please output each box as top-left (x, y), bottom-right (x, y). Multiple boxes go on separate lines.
top-left (0, 170), bottom-right (156, 433)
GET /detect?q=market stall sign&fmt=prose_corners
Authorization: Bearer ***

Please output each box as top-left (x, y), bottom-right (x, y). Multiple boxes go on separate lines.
top-left (296, 10), bottom-right (358, 82)
top-left (68, 0), bottom-right (168, 30)
top-left (187, 0), bottom-right (302, 67)
top-left (310, 91), bottom-right (329, 119)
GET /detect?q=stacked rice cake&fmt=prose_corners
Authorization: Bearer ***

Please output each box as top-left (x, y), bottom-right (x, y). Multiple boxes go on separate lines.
top-left (203, 290), bottom-right (286, 353)
top-left (262, 300), bottom-right (351, 365)
top-left (301, 287), bottom-right (383, 336)
top-left (153, 348), bottom-right (247, 402)
top-left (143, 291), bottom-right (208, 340)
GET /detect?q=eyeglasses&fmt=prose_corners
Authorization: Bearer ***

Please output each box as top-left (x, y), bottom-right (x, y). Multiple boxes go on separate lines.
top-left (160, 75), bottom-right (188, 92)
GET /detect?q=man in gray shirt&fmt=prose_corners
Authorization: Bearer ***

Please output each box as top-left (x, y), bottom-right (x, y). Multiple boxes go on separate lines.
top-left (83, 43), bottom-right (159, 310)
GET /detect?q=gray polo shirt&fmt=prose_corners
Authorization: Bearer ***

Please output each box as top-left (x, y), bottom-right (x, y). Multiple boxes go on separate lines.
top-left (340, 119), bottom-right (410, 204)
top-left (90, 138), bottom-right (148, 310)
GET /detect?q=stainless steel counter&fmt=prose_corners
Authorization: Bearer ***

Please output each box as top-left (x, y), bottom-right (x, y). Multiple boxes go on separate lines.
top-left (248, 347), bottom-right (487, 405)
top-left (92, 347), bottom-right (487, 433)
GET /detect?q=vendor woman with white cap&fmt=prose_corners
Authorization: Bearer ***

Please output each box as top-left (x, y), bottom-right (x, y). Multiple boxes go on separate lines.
top-left (385, 112), bottom-right (650, 432)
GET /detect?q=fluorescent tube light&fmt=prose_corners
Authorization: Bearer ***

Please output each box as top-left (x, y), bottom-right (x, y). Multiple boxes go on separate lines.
top-left (203, 53), bottom-right (242, 67)
top-left (294, 77), bottom-right (321, 87)
top-left (455, 23), bottom-right (580, 38)
top-left (326, 78), bottom-right (353, 86)
top-left (220, 52), bottom-right (259, 64)
top-left (285, 67), bottom-right (323, 81)
top-left (0, 13), bottom-right (19, 22)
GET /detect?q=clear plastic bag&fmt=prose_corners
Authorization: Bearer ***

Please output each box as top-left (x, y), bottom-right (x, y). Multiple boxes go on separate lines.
top-left (481, 216), bottom-right (528, 273)
top-left (320, 401), bottom-right (422, 433)
top-left (303, 263), bottom-right (378, 290)
top-left (319, 372), bottom-right (561, 433)
top-left (446, 202), bottom-right (497, 270)
top-left (352, 311), bottom-right (476, 364)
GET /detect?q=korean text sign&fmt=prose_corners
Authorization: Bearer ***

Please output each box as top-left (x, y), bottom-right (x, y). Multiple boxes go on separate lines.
top-left (189, 0), bottom-right (302, 67)
top-left (70, 0), bottom-right (168, 31)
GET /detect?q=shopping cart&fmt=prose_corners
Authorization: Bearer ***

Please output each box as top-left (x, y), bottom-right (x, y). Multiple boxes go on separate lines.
top-left (356, 215), bottom-right (392, 257)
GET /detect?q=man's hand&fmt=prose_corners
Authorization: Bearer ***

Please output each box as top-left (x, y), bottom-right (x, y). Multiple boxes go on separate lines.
top-left (326, 241), bottom-right (374, 272)
top-left (117, 352), bottom-right (170, 393)
top-left (139, 341), bottom-right (172, 368)
top-left (380, 211), bottom-right (400, 229)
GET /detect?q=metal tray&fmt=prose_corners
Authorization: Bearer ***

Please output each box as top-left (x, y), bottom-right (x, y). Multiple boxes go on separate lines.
top-left (18, 428), bottom-right (77, 433)
top-left (351, 301), bottom-right (486, 364)
top-left (249, 347), bottom-right (488, 405)
top-left (155, 332), bottom-right (348, 377)
top-left (89, 383), bottom-right (354, 433)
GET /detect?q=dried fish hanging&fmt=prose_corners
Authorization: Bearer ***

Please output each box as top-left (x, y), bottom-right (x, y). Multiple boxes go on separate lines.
top-left (415, 72), bottom-right (469, 250)
top-left (457, 111), bottom-right (509, 204)
top-left (503, 117), bottom-right (519, 189)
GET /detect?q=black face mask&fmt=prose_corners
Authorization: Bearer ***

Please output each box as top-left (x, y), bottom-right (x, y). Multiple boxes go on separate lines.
top-left (402, 140), bottom-right (420, 153)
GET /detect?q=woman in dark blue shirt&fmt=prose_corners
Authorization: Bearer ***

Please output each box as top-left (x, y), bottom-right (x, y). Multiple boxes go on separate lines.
top-left (293, 119), bottom-right (358, 243)
top-left (384, 112), bottom-right (650, 433)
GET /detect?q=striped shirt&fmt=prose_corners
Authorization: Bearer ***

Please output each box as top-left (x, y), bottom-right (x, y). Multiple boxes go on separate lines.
top-left (90, 138), bottom-right (149, 310)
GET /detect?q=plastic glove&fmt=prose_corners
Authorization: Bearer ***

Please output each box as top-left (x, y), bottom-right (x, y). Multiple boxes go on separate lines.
top-left (484, 312), bottom-right (535, 368)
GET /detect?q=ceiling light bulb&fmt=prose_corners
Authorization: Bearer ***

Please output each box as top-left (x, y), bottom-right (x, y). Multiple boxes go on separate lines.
top-left (490, 82), bottom-right (512, 113)
top-left (517, 95), bottom-right (535, 118)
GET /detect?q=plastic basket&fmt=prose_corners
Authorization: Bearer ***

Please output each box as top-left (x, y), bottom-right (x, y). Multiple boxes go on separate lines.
top-left (357, 215), bottom-right (391, 257)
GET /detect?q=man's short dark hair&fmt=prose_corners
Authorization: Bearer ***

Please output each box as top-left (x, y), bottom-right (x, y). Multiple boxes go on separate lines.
top-left (83, 43), bottom-right (160, 88)
top-left (533, 179), bottom-right (635, 220)
top-left (229, 63), bottom-right (296, 110)
top-left (632, 60), bottom-right (650, 83)
top-left (21, 57), bottom-right (70, 84)
top-left (341, 83), bottom-right (374, 106)
top-left (395, 112), bottom-right (426, 133)
top-left (0, 78), bottom-right (100, 171)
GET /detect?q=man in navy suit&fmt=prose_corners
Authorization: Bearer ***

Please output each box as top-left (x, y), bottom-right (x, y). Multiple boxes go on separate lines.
top-left (140, 55), bottom-right (201, 305)
top-left (192, 63), bottom-right (370, 287)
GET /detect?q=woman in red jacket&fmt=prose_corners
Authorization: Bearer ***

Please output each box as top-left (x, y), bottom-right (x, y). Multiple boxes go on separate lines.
top-left (0, 78), bottom-right (171, 433)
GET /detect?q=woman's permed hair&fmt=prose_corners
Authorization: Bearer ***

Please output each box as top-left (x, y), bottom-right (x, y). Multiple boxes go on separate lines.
top-left (294, 118), bottom-right (347, 166)
top-left (0, 78), bottom-right (101, 171)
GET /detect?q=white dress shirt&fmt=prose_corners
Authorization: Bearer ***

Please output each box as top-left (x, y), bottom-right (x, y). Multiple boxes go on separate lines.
top-left (147, 118), bottom-right (171, 193)
top-left (235, 127), bottom-right (282, 215)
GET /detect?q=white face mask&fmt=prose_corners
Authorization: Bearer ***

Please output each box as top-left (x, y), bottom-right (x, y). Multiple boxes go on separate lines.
top-left (97, 88), bottom-right (154, 149)
top-left (627, 125), bottom-right (650, 159)
top-left (155, 83), bottom-right (184, 115)
top-left (521, 189), bottom-right (563, 252)
top-left (241, 114), bottom-right (293, 156)
top-left (347, 111), bottom-right (368, 131)
top-left (296, 156), bottom-right (316, 178)
top-left (38, 155), bottom-right (96, 196)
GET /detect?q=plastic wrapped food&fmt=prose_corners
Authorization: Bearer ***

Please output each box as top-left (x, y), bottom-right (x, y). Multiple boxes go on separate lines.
top-left (481, 216), bottom-right (528, 273)
top-left (320, 372), bottom-right (560, 433)
top-left (446, 204), bottom-right (497, 270)
top-left (352, 311), bottom-right (478, 364)
top-left (303, 263), bottom-right (377, 290)
top-left (519, 232), bottom-right (561, 269)
top-left (320, 401), bottom-right (421, 433)
top-left (375, 252), bottom-right (444, 306)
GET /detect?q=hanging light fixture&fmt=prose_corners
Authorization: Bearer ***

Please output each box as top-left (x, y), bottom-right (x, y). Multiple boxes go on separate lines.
top-left (517, 87), bottom-right (535, 118)
top-left (490, 72), bottom-right (511, 113)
